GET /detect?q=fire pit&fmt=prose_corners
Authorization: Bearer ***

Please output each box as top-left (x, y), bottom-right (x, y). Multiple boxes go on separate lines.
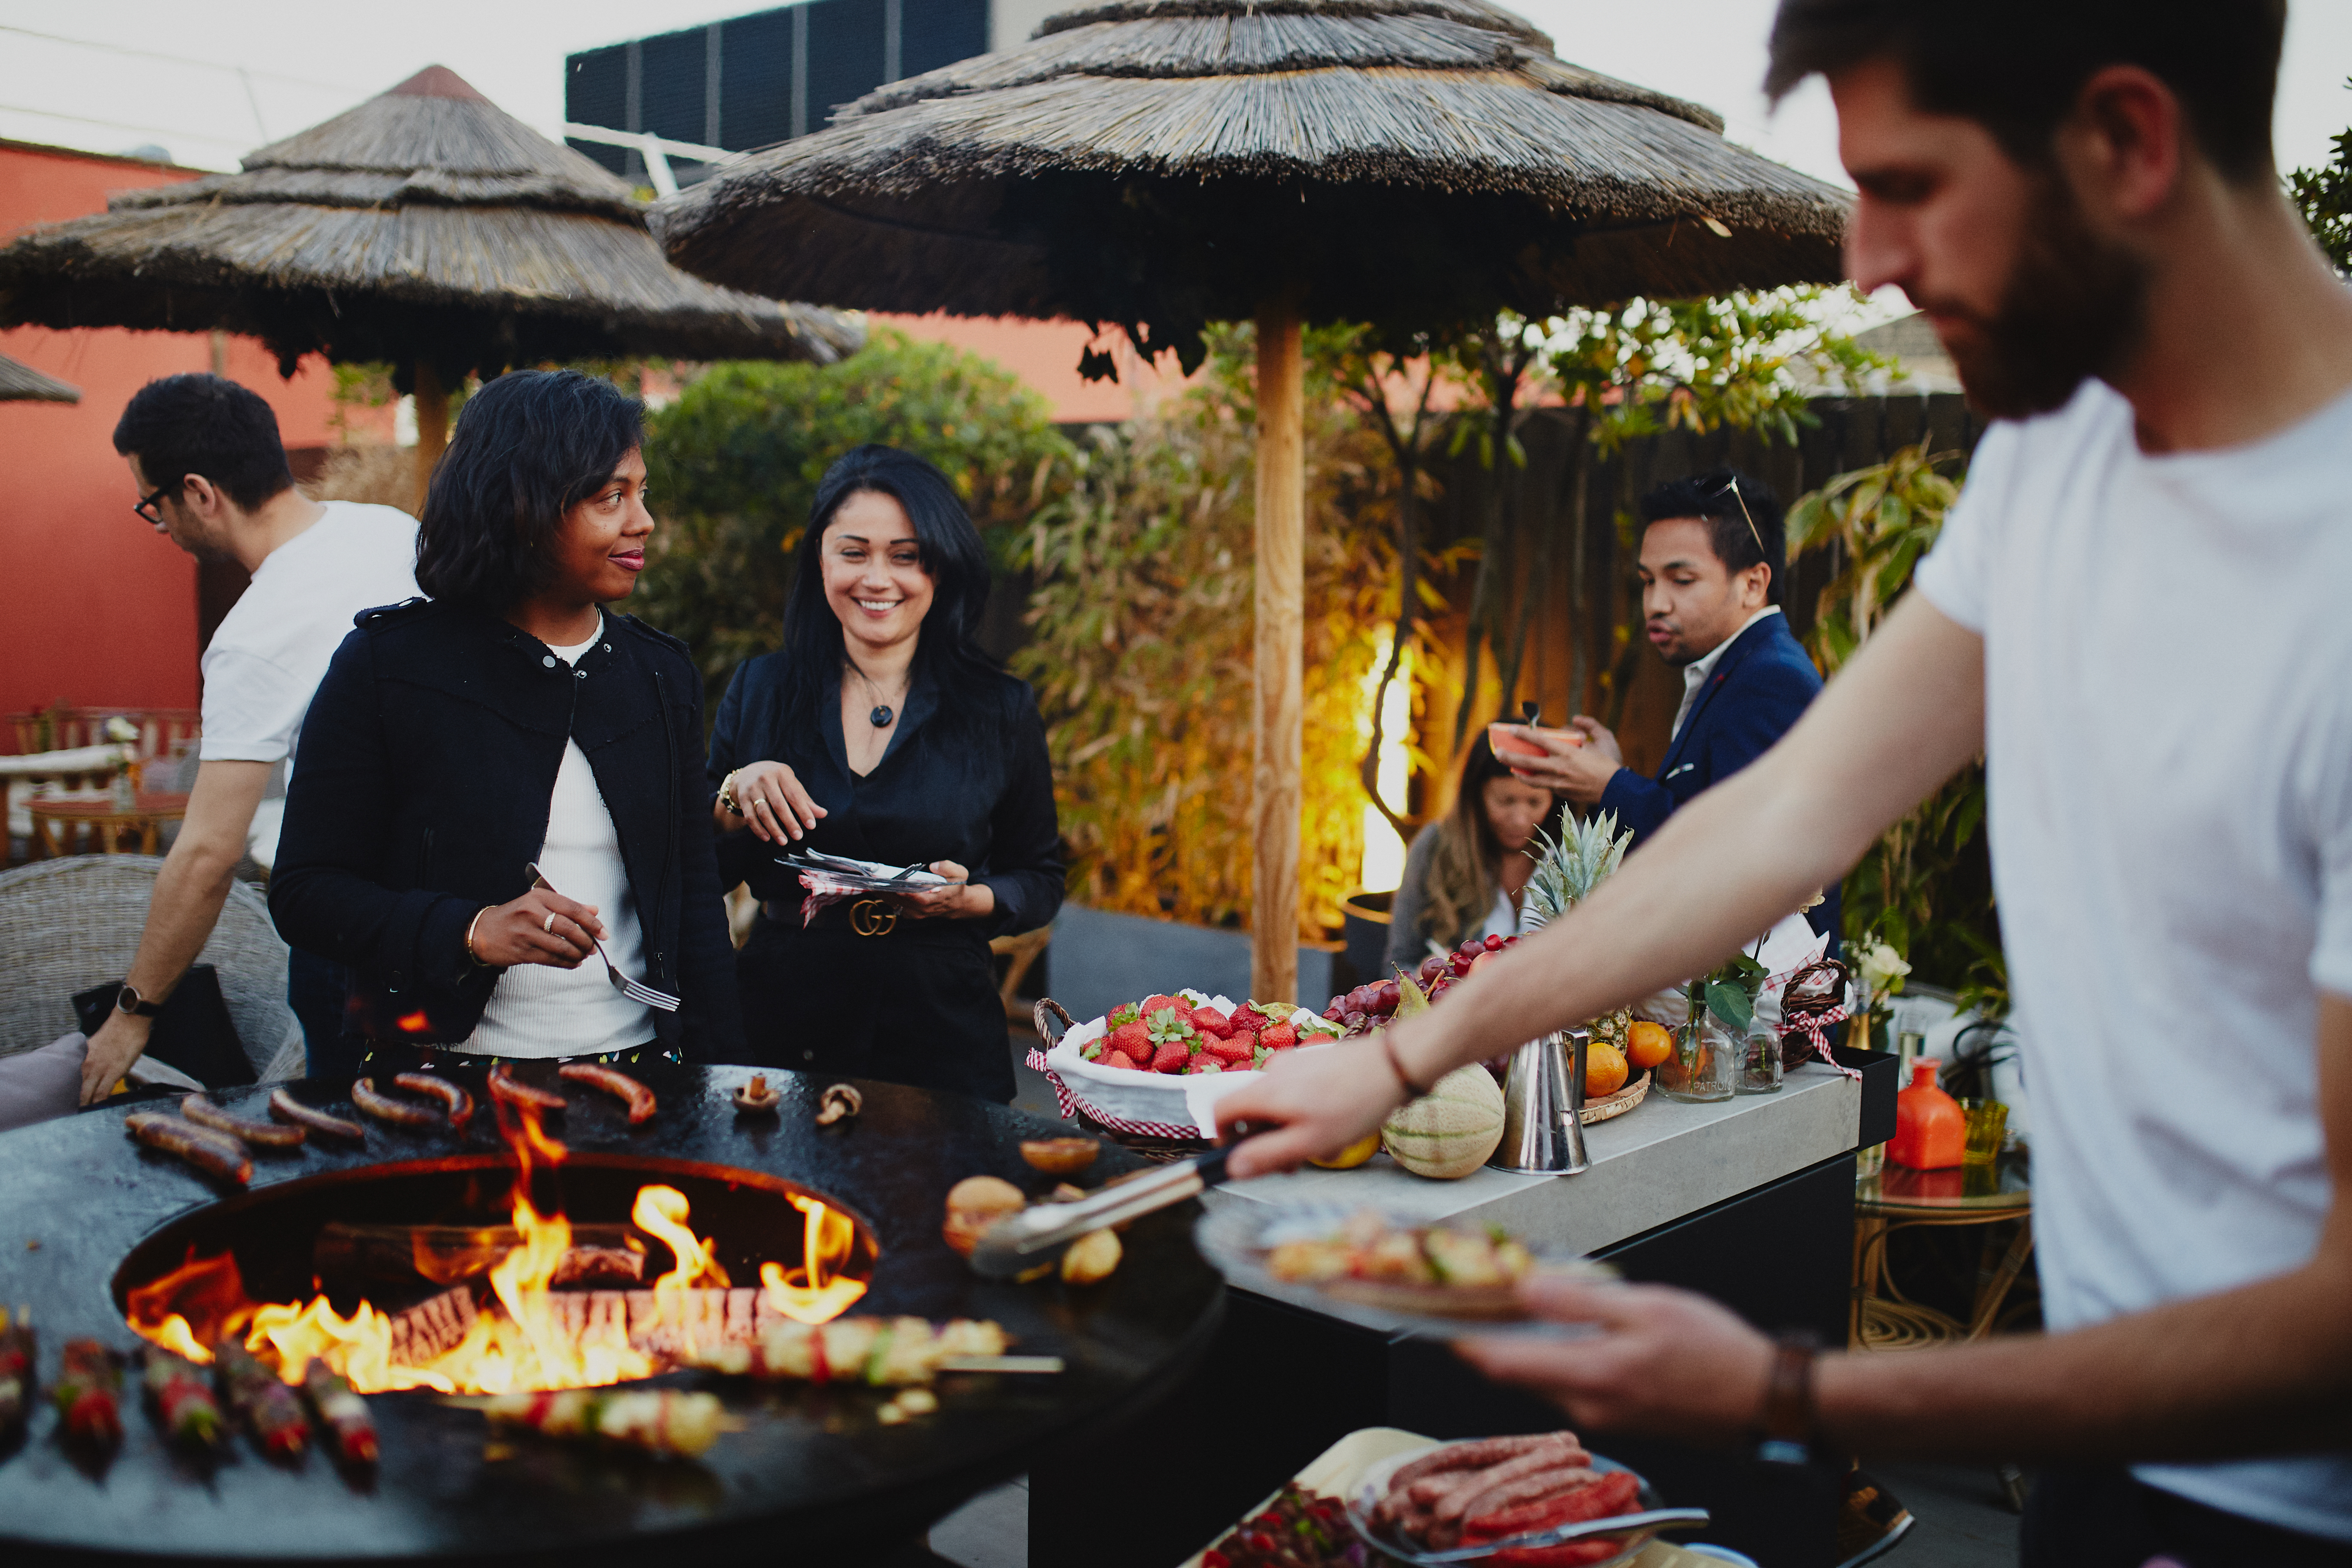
top-left (0, 1066), bottom-right (1224, 1564)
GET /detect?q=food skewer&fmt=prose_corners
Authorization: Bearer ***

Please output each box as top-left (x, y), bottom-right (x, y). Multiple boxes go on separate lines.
top-left (301, 1360), bottom-right (378, 1469)
top-left (682, 1315), bottom-right (1014, 1387)
top-left (215, 1341), bottom-right (309, 1461)
top-left (351, 1078), bottom-right (440, 1128)
top-left (0, 1305), bottom-right (31, 1441)
top-left (142, 1346), bottom-right (226, 1452)
top-left (269, 1088), bottom-right (367, 1141)
top-left (50, 1339), bottom-right (122, 1453)
top-left (463, 1389), bottom-right (725, 1459)
top-left (392, 1072), bottom-right (474, 1130)
top-left (181, 1093), bottom-right (305, 1148)
top-left (123, 1113), bottom-right (251, 1185)
top-left (558, 1063), bottom-right (656, 1124)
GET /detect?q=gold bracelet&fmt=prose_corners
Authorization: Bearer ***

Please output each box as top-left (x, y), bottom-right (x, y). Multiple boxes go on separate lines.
top-left (464, 907), bottom-right (490, 966)
top-left (717, 769), bottom-right (743, 817)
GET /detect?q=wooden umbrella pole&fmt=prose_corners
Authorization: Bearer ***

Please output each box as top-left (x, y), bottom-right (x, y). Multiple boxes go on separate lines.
top-left (1252, 297), bottom-right (1305, 1004)
top-left (411, 358), bottom-right (450, 512)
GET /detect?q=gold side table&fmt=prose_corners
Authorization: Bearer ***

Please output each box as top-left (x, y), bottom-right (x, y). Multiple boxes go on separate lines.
top-left (1852, 1148), bottom-right (2033, 1352)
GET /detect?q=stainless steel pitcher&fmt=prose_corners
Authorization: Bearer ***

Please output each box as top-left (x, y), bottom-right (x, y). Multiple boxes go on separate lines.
top-left (1487, 1026), bottom-right (1590, 1175)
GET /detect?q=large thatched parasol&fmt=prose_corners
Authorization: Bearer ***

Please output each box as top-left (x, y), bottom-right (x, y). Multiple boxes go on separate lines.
top-left (0, 353), bottom-right (79, 403)
top-left (655, 0), bottom-right (1850, 998)
top-left (0, 66), bottom-right (859, 476)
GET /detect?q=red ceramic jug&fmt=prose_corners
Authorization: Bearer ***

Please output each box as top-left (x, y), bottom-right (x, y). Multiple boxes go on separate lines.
top-left (1888, 1059), bottom-right (1966, 1170)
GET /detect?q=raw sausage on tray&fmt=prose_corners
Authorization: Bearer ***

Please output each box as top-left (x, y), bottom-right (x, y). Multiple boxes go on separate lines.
top-left (270, 1088), bottom-right (367, 1140)
top-left (559, 1063), bottom-right (655, 1124)
top-left (181, 1093), bottom-right (305, 1148)
top-left (124, 1112), bottom-right (252, 1185)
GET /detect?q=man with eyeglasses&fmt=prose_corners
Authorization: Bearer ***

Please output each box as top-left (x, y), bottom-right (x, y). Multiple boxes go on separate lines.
top-left (1495, 467), bottom-right (1838, 949)
top-left (82, 374), bottom-right (417, 1102)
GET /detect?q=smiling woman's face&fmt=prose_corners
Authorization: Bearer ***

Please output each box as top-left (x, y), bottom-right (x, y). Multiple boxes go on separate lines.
top-left (820, 488), bottom-right (934, 660)
top-left (548, 447), bottom-right (653, 605)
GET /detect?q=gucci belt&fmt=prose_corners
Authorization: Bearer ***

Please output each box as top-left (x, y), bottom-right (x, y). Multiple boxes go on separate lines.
top-left (849, 899), bottom-right (900, 937)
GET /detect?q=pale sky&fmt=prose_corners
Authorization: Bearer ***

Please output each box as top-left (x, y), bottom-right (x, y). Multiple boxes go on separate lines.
top-left (3, 1), bottom-right (2348, 198)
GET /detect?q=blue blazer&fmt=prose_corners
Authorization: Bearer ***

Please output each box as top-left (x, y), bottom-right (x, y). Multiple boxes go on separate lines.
top-left (1599, 612), bottom-right (1839, 945)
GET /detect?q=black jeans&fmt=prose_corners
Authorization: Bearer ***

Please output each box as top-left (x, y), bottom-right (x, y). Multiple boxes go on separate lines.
top-left (288, 949), bottom-right (359, 1080)
top-left (2023, 1466), bottom-right (2352, 1568)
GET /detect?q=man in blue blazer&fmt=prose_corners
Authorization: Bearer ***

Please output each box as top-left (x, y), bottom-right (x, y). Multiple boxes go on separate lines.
top-left (1500, 467), bottom-right (1837, 948)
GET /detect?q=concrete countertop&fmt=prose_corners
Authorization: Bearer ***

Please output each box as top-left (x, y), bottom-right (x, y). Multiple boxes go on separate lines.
top-left (1207, 1062), bottom-right (1861, 1256)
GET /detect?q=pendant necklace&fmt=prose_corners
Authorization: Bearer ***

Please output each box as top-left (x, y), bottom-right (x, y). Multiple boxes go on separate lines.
top-left (847, 660), bottom-right (906, 729)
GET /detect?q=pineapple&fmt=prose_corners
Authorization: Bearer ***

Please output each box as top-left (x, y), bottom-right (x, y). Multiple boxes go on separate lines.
top-left (1522, 811), bottom-right (1635, 1061)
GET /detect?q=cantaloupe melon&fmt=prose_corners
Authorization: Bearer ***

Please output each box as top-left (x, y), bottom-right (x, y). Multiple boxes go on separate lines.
top-left (1381, 1064), bottom-right (1506, 1179)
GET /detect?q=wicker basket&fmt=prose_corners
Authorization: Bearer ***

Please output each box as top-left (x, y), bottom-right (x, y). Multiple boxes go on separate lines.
top-left (1579, 1069), bottom-right (1650, 1126)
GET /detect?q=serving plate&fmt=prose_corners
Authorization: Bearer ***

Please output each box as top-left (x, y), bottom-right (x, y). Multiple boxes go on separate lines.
top-left (1347, 1446), bottom-right (1703, 1568)
top-left (1193, 1202), bottom-right (1613, 1340)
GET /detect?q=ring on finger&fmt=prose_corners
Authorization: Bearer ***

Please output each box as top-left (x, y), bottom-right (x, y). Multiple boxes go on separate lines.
top-left (542, 912), bottom-right (558, 934)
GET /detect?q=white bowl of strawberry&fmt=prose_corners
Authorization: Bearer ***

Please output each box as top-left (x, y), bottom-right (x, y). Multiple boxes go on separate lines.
top-left (1045, 989), bottom-right (1344, 1130)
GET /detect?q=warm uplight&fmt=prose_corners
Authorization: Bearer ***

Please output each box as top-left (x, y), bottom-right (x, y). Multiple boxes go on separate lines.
top-left (760, 1195), bottom-right (869, 1324)
top-left (1359, 635), bottom-right (1412, 892)
top-left (124, 1099), bottom-right (869, 1394)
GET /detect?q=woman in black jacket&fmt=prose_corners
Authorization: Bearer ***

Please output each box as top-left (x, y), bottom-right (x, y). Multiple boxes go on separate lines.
top-left (270, 370), bottom-right (741, 1067)
top-left (710, 444), bottom-right (1060, 1101)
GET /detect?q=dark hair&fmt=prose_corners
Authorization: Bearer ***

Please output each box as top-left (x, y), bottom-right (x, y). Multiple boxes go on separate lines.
top-left (1420, 734), bottom-right (1522, 950)
top-left (1639, 467), bottom-right (1786, 605)
top-left (1765, 0), bottom-right (2283, 183)
top-left (774, 444), bottom-right (996, 723)
top-left (415, 370), bottom-right (644, 610)
top-left (111, 374), bottom-right (295, 512)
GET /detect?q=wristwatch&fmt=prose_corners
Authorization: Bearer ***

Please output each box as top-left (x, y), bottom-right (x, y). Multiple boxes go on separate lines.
top-left (1754, 1328), bottom-right (1821, 1468)
top-left (114, 982), bottom-right (164, 1018)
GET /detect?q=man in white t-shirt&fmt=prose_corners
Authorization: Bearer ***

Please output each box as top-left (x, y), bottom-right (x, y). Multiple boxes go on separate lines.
top-left (81, 374), bottom-right (417, 1101)
top-left (1213, 2), bottom-right (2352, 1561)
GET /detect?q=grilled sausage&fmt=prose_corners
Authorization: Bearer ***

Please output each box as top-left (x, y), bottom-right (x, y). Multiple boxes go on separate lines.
top-left (269, 1089), bottom-right (367, 1141)
top-left (124, 1113), bottom-right (251, 1184)
top-left (351, 1079), bottom-right (438, 1128)
top-left (1388, 1433), bottom-right (1554, 1492)
top-left (392, 1072), bottom-right (474, 1130)
top-left (487, 1063), bottom-right (567, 1113)
top-left (559, 1063), bottom-right (655, 1124)
top-left (181, 1093), bottom-right (304, 1148)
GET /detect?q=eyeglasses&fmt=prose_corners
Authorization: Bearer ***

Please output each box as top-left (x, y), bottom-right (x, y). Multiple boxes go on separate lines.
top-left (132, 483), bottom-right (174, 530)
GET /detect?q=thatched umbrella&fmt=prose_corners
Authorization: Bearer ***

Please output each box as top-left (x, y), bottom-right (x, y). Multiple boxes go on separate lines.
top-left (0, 66), bottom-right (859, 478)
top-left (655, 0), bottom-right (1850, 999)
top-left (0, 353), bottom-right (79, 403)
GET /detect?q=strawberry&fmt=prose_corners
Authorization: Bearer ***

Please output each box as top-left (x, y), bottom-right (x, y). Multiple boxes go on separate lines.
top-left (1140, 994), bottom-right (1183, 1019)
top-left (1100, 1049), bottom-right (1140, 1072)
top-left (1184, 1056), bottom-right (1224, 1075)
top-left (1259, 1021), bottom-right (1298, 1051)
top-left (1190, 1006), bottom-right (1233, 1038)
top-left (1108, 1001), bottom-right (1142, 1029)
top-left (1204, 1035), bottom-right (1254, 1063)
top-left (1150, 1040), bottom-right (1190, 1073)
top-left (1107, 1019), bottom-right (1152, 1061)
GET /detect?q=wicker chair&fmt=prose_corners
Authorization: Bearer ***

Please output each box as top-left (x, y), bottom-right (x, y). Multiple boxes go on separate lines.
top-left (0, 855), bottom-right (303, 1081)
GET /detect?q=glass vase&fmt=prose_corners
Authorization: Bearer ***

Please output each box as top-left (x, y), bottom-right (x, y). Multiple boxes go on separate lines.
top-left (1657, 1012), bottom-right (1736, 1102)
top-left (1736, 1021), bottom-right (1784, 1094)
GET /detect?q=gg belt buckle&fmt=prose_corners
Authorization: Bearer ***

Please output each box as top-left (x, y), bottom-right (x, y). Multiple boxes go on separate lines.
top-left (850, 898), bottom-right (899, 937)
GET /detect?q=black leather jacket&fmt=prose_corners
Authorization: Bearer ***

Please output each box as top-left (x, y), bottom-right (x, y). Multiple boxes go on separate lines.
top-left (270, 598), bottom-right (744, 1060)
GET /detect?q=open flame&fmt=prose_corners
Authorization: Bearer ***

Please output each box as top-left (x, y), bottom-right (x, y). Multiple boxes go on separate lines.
top-left (125, 1096), bottom-right (869, 1394)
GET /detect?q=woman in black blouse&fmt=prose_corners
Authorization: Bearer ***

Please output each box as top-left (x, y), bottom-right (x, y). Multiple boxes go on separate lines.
top-left (709, 444), bottom-right (1061, 1101)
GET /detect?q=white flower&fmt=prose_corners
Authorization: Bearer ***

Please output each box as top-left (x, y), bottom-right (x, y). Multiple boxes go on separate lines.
top-left (104, 717), bottom-right (140, 743)
top-left (1857, 943), bottom-right (1911, 997)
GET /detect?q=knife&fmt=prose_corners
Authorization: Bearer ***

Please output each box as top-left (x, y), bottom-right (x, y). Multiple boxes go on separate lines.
top-left (967, 1143), bottom-right (1243, 1280)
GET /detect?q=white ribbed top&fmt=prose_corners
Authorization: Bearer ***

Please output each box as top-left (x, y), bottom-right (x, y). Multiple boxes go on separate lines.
top-left (459, 626), bottom-right (653, 1060)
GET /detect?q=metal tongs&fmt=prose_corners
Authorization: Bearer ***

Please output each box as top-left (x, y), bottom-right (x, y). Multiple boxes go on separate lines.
top-left (967, 1144), bottom-right (1243, 1279)
top-left (1359, 1506), bottom-right (1712, 1565)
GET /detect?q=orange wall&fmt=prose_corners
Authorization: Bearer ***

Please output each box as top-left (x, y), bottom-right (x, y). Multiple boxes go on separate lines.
top-left (0, 140), bottom-right (341, 742)
top-left (871, 312), bottom-right (1197, 423)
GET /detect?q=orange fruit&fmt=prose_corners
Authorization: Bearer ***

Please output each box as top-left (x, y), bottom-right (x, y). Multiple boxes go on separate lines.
top-left (1624, 1020), bottom-right (1673, 1071)
top-left (1584, 1041), bottom-right (1629, 1098)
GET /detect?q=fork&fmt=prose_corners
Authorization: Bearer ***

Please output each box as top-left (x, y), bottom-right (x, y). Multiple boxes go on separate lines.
top-left (524, 862), bottom-right (682, 1012)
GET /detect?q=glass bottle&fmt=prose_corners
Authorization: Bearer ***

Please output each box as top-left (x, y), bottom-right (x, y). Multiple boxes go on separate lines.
top-left (1736, 1019), bottom-right (1783, 1094)
top-left (1658, 1010), bottom-right (1735, 1102)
